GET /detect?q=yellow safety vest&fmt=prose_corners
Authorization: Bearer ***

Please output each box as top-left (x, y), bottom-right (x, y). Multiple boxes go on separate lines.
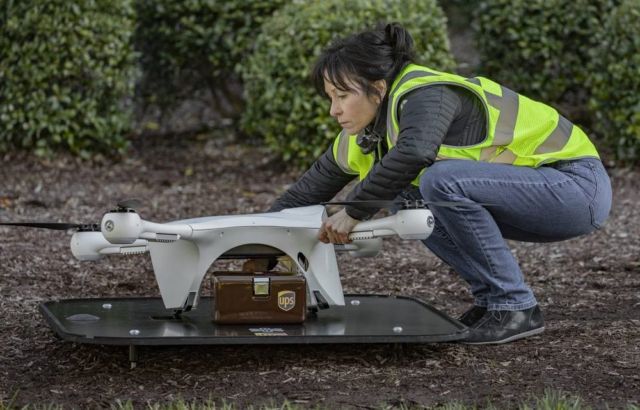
top-left (333, 64), bottom-right (600, 185)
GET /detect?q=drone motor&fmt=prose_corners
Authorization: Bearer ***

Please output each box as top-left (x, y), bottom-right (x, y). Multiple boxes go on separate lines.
top-left (101, 211), bottom-right (143, 244)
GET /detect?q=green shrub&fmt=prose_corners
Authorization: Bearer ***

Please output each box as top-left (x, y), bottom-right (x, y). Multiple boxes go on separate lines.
top-left (475, 0), bottom-right (620, 122)
top-left (241, 0), bottom-right (455, 166)
top-left (589, 0), bottom-right (640, 162)
top-left (0, 0), bottom-right (136, 157)
top-left (134, 0), bottom-right (286, 116)
top-left (439, 0), bottom-right (482, 28)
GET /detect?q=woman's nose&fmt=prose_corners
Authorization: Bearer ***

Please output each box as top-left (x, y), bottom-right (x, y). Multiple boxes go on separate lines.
top-left (330, 100), bottom-right (341, 118)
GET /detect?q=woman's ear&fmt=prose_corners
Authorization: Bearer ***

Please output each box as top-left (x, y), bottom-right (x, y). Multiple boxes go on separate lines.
top-left (372, 79), bottom-right (387, 103)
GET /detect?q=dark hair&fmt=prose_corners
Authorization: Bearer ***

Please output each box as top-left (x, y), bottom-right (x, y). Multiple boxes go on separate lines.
top-left (311, 22), bottom-right (415, 99)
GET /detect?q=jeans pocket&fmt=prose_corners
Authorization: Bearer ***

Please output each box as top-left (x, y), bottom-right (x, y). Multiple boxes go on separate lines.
top-left (587, 162), bottom-right (612, 229)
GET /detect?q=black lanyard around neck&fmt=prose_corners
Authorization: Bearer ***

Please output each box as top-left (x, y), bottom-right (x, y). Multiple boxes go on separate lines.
top-left (356, 97), bottom-right (388, 156)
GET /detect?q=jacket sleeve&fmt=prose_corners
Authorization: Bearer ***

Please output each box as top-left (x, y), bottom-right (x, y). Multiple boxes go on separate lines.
top-left (344, 85), bottom-right (461, 220)
top-left (269, 143), bottom-right (355, 212)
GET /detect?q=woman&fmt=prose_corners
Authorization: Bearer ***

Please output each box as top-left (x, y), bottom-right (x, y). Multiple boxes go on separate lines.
top-left (268, 23), bottom-right (612, 344)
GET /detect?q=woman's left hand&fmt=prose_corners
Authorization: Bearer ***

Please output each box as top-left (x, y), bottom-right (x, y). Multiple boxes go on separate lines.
top-left (318, 208), bottom-right (360, 244)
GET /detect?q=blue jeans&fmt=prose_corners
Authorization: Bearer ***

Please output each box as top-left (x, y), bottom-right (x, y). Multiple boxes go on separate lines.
top-left (405, 158), bottom-right (611, 311)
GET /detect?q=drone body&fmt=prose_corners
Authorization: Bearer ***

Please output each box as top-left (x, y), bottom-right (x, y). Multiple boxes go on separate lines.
top-left (97, 205), bottom-right (435, 312)
top-left (2, 201), bottom-right (435, 313)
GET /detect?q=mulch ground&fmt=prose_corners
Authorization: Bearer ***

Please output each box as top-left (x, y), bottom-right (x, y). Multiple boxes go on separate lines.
top-left (1, 131), bottom-right (638, 408)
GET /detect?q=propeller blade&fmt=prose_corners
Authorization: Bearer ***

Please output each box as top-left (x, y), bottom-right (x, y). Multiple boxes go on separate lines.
top-left (322, 200), bottom-right (397, 208)
top-left (322, 200), bottom-right (496, 209)
top-left (0, 222), bottom-right (99, 231)
top-left (422, 201), bottom-right (496, 208)
top-left (116, 198), bottom-right (143, 209)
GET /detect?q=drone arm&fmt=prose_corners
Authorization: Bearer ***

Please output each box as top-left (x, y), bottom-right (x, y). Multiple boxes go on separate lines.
top-left (102, 212), bottom-right (193, 244)
top-left (98, 241), bottom-right (148, 255)
top-left (140, 221), bottom-right (193, 241)
top-left (334, 238), bottom-right (382, 257)
top-left (349, 209), bottom-right (433, 240)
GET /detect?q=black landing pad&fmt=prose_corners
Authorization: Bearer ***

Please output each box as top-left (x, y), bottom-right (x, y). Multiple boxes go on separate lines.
top-left (40, 295), bottom-right (468, 345)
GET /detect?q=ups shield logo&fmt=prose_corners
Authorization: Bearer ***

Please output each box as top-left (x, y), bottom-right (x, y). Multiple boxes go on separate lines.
top-left (277, 290), bottom-right (295, 311)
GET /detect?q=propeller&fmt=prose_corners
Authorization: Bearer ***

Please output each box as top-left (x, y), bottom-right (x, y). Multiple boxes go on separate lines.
top-left (322, 199), bottom-right (496, 209)
top-left (115, 198), bottom-right (143, 211)
top-left (1, 198), bottom-right (143, 233)
top-left (0, 222), bottom-right (100, 231)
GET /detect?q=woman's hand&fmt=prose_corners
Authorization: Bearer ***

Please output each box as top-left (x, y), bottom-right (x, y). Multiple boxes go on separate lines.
top-left (318, 208), bottom-right (360, 244)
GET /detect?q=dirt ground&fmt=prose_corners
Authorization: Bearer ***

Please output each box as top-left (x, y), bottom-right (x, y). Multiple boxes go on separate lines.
top-left (0, 132), bottom-right (639, 409)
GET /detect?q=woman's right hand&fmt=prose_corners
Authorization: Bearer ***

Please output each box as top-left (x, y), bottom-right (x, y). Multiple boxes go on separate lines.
top-left (318, 208), bottom-right (360, 244)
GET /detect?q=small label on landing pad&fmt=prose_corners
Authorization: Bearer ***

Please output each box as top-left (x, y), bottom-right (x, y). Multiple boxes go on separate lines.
top-left (248, 327), bottom-right (288, 336)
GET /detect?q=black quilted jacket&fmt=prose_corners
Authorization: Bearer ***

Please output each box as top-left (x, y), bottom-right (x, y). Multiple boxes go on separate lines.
top-left (269, 84), bottom-right (487, 220)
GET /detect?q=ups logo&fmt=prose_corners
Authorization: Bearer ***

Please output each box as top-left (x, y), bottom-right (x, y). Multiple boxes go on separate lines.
top-left (277, 290), bottom-right (295, 311)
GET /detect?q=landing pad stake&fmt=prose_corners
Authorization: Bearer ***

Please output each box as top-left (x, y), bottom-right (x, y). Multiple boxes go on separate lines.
top-left (392, 343), bottom-right (405, 360)
top-left (129, 345), bottom-right (138, 369)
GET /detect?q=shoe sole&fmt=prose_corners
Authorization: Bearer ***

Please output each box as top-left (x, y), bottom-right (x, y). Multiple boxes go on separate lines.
top-left (462, 326), bottom-right (545, 345)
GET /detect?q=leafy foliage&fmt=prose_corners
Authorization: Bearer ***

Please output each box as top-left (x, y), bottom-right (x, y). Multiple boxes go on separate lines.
top-left (134, 0), bottom-right (286, 114)
top-left (240, 0), bottom-right (455, 167)
top-left (475, 0), bottom-right (620, 122)
top-left (588, 0), bottom-right (640, 162)
top-left (0, 0), bottom-right (136, 157)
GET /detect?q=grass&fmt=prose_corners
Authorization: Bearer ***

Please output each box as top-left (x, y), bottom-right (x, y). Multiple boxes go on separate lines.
top-left (1, 390), bottom-right (639, 410)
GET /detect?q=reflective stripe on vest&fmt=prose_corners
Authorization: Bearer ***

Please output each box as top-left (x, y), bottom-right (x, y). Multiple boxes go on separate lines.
top-left (333, 130), bottom-right (354, 175)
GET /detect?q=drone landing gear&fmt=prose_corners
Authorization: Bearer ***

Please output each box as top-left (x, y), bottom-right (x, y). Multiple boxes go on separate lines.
top-left (158, 291), bottom-right (197, 320)
top-left (312, 291), bottom-right (330, 310)
top-left (307, 306), bottom-right (318, 318)
top-left (149, 310), bottom-right (184, 321)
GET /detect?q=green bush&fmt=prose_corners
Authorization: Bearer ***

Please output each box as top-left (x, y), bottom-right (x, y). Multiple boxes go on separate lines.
top-left (241, 0), bottom-right (455, 166)
top-left (438, 0), bottom-right (482, 28)
top-left (134, 0), bottom-right (286, 115)
top-left (589, 0), bottom-right (640, 162)
top-left (475, 0), bottom-right (620, 121)
top-left (0, 0), bottom-right (136, 157)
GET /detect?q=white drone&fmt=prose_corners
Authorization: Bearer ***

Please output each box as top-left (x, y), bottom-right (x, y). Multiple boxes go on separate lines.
top-left (1, 199), bottom-right (449, 314)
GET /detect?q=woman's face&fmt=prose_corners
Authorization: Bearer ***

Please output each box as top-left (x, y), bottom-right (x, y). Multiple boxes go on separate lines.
top-left (323, 77), bottom-right (385, 135)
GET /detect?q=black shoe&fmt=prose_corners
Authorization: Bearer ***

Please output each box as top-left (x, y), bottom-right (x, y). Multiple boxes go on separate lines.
top-left (463, 305), bottom-right (544, 345)
top-left (458, 305), bottom-right (487, 327)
